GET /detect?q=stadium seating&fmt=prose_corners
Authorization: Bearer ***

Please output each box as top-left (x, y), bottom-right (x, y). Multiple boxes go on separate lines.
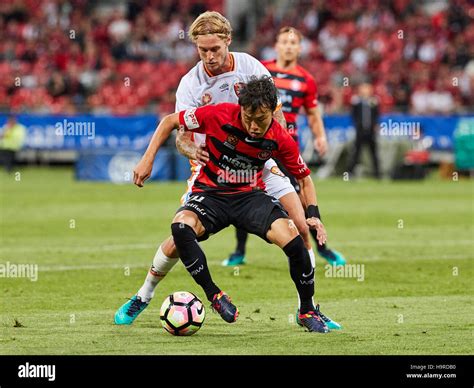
top-left (0, 0), bottom-right (472, 114)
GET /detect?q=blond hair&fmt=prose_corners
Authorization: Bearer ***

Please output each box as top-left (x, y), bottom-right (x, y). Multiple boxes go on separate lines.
top-left (188, 11), bottom-right (232, 42)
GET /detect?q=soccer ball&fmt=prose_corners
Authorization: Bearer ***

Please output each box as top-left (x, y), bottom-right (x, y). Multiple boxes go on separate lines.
top-left (159, 291), bottom-right (206, 336)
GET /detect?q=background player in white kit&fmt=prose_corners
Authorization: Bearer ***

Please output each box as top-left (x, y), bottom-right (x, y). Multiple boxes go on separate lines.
top-left (114, 11), bottom-right (341, 330)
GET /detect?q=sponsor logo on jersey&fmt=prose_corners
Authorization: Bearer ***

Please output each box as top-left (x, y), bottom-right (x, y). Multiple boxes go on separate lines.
top-left (219, 82), bottom-right (230, 92)
top-left (233, 82), bottom-right (246, 97)
top-left (201, 93), bottom-right (213, 105)
top-left (257, 150), bottom-right (272, 160)
top-left (291, 80), bottom-right (301, 91)
top-left (184, 108), bottom-right (199, 129)
top-left (224, 134), bottom-right (239, 149)
top-left (270, 166), bottom-right (285, 177)
top-left (221, 154), bottom-right (257, 170)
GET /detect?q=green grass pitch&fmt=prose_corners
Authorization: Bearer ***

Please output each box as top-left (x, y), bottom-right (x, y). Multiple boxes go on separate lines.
top-left (0, 167), bottom-right (472, 355)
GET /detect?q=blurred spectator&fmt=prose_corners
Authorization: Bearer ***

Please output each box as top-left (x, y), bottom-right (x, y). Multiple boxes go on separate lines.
top-left (0, 0), bottom-right (206, 115)
top-left (0, 0), bottom-right (471, 115)
top-left (318, 21), bottom-right (348, 62)
top-left (0, 114), bottom-right (26, 173)
top-left (254, 0), bottom-right (472, 114)
top-left (47, 71), bottom-right (69, 98)
top-left (347, 82), bottom-right (381, 179)
top-left (411, 85), bottom-right (432, 114)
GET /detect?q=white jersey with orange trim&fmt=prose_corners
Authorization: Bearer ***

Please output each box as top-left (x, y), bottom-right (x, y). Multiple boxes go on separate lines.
top-left (175, 52), bottom-right (293, 203)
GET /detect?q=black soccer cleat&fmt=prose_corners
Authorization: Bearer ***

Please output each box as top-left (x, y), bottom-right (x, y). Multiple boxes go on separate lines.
top-left (297, 310), bottom-right (329, 333)
top-left (211, 291), bottom-right (239, 323)
top-left (296, 304), bottom-right (342, 330)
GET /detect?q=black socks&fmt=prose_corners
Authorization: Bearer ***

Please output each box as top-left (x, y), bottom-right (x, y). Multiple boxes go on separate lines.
top-left (171, 223), bottom-right (220, 301)
top-left (283, 236), bottom-right (315, 314)
top-left (235, 228), bottom-right (248, 256)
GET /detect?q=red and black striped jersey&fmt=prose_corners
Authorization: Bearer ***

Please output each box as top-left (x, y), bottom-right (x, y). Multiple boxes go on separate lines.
top-left (178, 103), bottom-right (310, 194)
top-left (262, 59), bottom-right (318, 140)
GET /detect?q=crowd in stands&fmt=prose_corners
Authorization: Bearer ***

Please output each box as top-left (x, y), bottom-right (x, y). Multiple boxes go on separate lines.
top-left (0, 0), bottom-right (472, 115)
top-left (253, 0), bottom-right (473, 113)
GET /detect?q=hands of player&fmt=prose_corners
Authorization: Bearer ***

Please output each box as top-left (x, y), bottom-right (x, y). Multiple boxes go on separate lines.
top-left (133, 156), bottom-right (153, 187)
top-left (194, 143), bottom-right (210, 166)
top-left (314, 136), bottom-right (328, 157)
top-left (306, 217), bottom-right (327, 245)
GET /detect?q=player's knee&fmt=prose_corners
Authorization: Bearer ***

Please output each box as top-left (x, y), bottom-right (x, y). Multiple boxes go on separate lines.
top-left (171, 222), bottom-right (196, 244)
top-left (284, 218), bottom-right (300, 238)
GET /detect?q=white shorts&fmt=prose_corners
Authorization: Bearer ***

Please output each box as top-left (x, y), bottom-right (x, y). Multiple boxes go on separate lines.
top-left (181, 158), bottom-right (295, 204)
top-left (262, 159), bottom-right (295, 200)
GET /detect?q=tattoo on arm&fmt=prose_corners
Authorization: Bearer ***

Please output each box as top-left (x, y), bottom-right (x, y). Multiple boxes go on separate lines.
top-left (273, 109), bottom-right (287, 129)
top-left (176, 128), bottom-right (198, 159)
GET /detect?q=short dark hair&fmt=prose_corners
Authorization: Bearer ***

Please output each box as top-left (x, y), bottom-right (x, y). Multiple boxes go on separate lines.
top-left (238, 76), bottom-right (278, 112)
top-left (276, 26), bottom-right (303, 43)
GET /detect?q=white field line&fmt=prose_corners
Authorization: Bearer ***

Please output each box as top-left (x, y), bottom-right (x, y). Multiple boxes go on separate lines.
top-left (0, 239), bottom-right (473, 254)
top-left (0, 243), bottom-right (158, 253)
top-left (7, 254), bottom-right (473, 273)
top-left (39, 263), bottom-right (149, 272)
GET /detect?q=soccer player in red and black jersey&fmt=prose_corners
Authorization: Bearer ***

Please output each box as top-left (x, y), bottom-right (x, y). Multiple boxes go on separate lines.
top-left (262, 27), bottom-right (326, 150)
top-left (133, 76), bottom-right (330, 333)
top-left (226, 27), bottom-right (347, 267)
top-left (266, 27), bottom-right (347, 266)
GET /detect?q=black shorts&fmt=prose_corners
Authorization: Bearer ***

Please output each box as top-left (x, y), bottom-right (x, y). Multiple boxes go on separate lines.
top-left (177, 190), bottom-right (288, 242)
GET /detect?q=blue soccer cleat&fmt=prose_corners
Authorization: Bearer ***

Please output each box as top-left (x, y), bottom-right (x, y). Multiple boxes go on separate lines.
top-left (318, 247), bottom-right (346, 266)
top-left (114, 295), bottom-right (149, 325)
top-left (221, 253), bottom-right (246, 267)
top-left (297, 310), bottom-right (329, 333)
top-left (211, 291), bottom-right (239, 323)
top-left (296, 304), bottom-right (342, 330)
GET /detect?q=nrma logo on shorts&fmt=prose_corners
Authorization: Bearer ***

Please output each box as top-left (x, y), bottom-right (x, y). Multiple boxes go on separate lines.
top-left (18, 362), bottom-right (55, 382)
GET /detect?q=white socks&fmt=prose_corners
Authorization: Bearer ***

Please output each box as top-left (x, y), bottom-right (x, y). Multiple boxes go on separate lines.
top-left (308, 248), bottom-right (316, 268)
top-left (137, 245), bottom-right (179, 303)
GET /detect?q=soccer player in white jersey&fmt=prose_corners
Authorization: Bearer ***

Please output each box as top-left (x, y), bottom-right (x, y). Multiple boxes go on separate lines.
top-left (114, 11), bottom-right (341, 330)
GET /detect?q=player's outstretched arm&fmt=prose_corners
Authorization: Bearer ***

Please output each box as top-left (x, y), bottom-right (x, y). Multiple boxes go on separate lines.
top-left (307, 107), bottom-right (328, 156)
top-left (298, 175), bottom-right (327, 245)
top-left (176, 128), bottom-right (210, 165)
top-left (133, 113), bottom-right (180, 187)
